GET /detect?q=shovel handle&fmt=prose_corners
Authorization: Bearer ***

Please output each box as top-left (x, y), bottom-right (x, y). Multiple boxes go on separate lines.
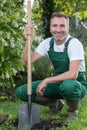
top-left (27, 0), bottom-right (32, 95)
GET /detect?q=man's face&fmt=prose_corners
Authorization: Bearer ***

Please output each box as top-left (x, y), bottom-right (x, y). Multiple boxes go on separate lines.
top-left (50, 17), bottom-right (69, 42)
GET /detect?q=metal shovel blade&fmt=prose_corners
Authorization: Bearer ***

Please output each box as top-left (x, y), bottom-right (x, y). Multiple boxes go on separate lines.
top-left (18, 104), bottom-right (40, 128)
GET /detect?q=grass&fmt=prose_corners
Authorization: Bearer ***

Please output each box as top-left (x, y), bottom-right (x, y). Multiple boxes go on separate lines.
top-left (0, 94), bottom-right (87, 130)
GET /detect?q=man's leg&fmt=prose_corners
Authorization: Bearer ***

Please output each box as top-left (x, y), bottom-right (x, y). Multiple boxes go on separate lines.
top-left (48, 99), bottom-right (64, 114)
top-left (16, 84), bottom-right (28, 101)
top-left (32, 80), bottom-right (64, 114)
top-left (59, 80), bottom-right (86, 122)
top-left (16, 80), bottom-right (64, 114)
top-left (66, 100), bottom-right (79, 122)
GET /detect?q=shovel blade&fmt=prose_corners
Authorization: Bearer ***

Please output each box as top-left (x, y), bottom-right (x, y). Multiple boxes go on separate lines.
top-left (18, 104), bottom-right (40, 128)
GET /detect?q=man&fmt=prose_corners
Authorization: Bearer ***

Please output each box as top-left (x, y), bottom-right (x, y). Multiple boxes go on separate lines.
top-left (16, 13), bottom-right (87, 122)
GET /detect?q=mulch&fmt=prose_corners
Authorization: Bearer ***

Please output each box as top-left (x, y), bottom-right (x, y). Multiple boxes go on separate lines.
top-left (0, 114), bottom-right (68, 130)
top-left (31, 118), bottom-right (68, 130)
top-left (0, 98), bottom-right (68, 129)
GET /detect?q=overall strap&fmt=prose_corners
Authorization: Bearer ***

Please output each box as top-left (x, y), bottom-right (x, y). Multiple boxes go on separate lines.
top-left (64, 37), bottom-right (73, 50)
top-left (49, 37), bottom-right (73, 50)
top-left (49, 37), bottom-right (54, 49)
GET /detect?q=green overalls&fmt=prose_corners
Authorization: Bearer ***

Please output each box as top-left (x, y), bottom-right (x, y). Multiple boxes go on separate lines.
top-left (16, 37), bottom-right (87, 102)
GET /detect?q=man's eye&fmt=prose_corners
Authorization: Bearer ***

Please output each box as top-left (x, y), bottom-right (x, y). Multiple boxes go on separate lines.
top-left (61, 25), bottom-right (65, 27)
top-left (53, 25), bottom-right (57, 27)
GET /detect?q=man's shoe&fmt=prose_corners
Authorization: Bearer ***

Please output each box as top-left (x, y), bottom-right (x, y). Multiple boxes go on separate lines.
top-left (67, 110), bottom-right (78, 122)
top-left (49, 99), bottom-right (64, 114)
top-left (66, 100), bottom-right (79, 122)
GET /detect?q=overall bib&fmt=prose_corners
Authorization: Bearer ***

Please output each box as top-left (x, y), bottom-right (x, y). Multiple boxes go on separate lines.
top-left (16, 38), bottom-right (87, 102)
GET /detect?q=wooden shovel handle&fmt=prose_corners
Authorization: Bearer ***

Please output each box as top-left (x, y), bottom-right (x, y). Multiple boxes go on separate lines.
top-left (27, 0), bottom-right (32, 95)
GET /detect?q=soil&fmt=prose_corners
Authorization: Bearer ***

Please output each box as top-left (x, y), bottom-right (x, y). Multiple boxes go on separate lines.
top-left (0, 114), bottom-right (9, 125)
top-left (31, 119), bottom-right (68, 130)
top-left (0, 95), bottom-right (68, 129)
top-left (0, 114), bottom-right (68, 129)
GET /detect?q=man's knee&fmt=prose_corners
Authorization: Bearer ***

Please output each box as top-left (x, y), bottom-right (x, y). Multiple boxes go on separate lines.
top-left (60, 80), bottom-right (76, 92)
top-left (15, 84), bottom-right (28, 101)
top-left (59, 80), bottom-right (82, 100)
top-left (16, 88), bottom-right (19, 98)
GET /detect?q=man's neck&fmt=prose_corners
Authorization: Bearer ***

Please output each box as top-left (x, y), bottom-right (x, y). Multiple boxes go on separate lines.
top-left (55, 37), bottom-right (67, 45)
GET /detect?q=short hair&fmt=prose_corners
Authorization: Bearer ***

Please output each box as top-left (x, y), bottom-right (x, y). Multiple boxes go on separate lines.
top-left (50, 13), bottom-right (69, 27)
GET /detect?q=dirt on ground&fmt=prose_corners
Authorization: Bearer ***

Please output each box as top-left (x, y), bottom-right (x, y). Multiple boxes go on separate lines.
top-left (0, 114), bottom-right (68, 130)
top-left (31, 118), bottom-right (68, 130)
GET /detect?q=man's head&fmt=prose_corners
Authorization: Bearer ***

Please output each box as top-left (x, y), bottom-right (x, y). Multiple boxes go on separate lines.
top-left (50, 13), bottom-right (69, 43)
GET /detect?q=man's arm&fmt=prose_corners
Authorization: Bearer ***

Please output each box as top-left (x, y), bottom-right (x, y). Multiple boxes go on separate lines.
top-left (36, 60), bottom-right (82, 96)
top-left (46, 60), bottom-right (82, 83)
top-left (23, 25), bottom-right (42, 65)
top-left (23, 40), bottom-right (42, 65)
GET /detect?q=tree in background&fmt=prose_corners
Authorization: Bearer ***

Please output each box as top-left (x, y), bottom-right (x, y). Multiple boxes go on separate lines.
top-left (32, 0), bottom-right (87, 79)
top-left (32, 0), bottom-right (55, 39)
top-left (0, 0), bottom-right (26, 88)
top-left (0, 0), bottom-right (87, 89)
top-left (32, 0), bottom-right (87, 38)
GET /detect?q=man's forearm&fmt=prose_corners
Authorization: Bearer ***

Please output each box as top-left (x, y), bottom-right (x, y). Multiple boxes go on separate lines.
top-left (45, 71), bottom-right (78, 84)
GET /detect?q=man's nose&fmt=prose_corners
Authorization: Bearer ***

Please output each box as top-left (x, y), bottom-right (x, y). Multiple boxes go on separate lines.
top-left (56, 26), bottom-right (61, 32)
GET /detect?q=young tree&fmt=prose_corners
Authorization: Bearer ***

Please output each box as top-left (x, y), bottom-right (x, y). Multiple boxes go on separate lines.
top-left (0, 0), bottom-right (26, 88)
top-left (32, 0), bottom-right (87, 38)
top-left (32, 0), bottom-right (55, 39)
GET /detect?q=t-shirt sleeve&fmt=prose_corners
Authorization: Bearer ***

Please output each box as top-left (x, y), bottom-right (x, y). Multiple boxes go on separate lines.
top-left (35, 38), bottom-right (51, 56)
top-left (68, 38), bottom-right (84, 61)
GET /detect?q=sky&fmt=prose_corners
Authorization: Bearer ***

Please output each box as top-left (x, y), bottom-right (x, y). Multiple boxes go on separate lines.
top-left (31, 0), bottom-right (34, 6)
top-left (25, 0), bottom-right (34, 7)
top-left (24, 0), bottom-right (34, 13)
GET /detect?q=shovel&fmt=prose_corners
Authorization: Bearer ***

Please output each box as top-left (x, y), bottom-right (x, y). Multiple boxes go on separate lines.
top-left (18, 0), bottom-right (40, 129)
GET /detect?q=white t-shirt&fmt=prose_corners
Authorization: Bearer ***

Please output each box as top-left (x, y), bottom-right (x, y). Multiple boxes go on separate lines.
top-left (36, 35), bottom-right (85, 71)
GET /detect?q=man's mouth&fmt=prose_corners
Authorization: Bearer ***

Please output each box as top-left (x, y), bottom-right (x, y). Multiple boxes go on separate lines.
top-left (54, 31), bottom-right (63, 34)
top-left (54, 32), bottom-right (63, 37)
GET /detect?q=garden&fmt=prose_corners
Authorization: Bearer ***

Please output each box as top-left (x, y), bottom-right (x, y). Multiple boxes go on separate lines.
top-left (0, 0), bottom-right (87, 129)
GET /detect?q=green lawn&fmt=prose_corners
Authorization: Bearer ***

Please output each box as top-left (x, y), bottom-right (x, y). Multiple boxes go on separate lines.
top-left (0, 94), bottom-right (87, 130)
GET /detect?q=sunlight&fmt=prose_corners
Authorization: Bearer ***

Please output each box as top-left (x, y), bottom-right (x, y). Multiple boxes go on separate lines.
top-left (25, 0), bottom-right (34, 7)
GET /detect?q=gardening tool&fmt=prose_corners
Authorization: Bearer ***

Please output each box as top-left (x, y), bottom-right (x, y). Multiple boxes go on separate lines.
top-left (18, 0), bottom-right (40, 128)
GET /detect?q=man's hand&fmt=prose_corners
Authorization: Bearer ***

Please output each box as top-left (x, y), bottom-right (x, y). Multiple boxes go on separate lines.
top-left (24, 25), bottom-right (34, 39)
top-left (36, 79), bottom-right (48, 96)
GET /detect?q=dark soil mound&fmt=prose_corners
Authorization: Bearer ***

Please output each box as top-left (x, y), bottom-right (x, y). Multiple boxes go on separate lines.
top-left (0, 115), bottom-right (68, 130)
top-left (31, 119), bottom-right (68, 130)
